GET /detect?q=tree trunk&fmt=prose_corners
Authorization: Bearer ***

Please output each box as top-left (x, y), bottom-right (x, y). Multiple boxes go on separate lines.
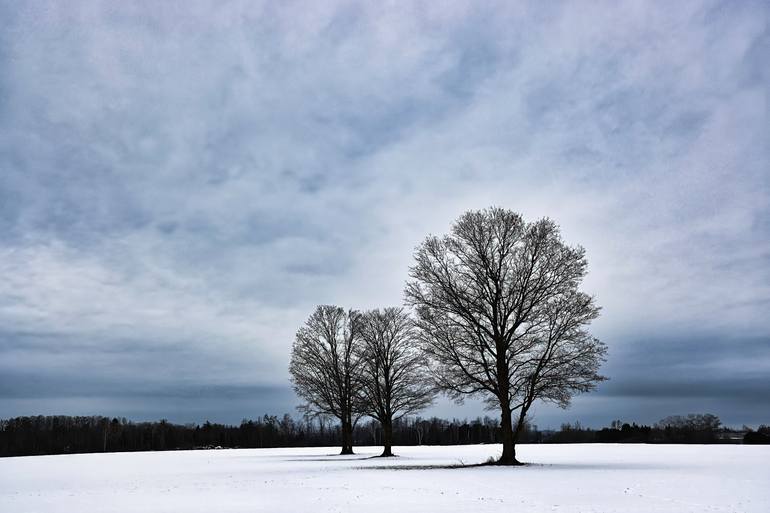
top-left (497, 343), bottom-right (521, 465)
top-left (498, 404), bottom-right (521, 465)
top-left (381, 419), bottom-right (394, 457)
top-left (340, 418), bottom-right (354, 455)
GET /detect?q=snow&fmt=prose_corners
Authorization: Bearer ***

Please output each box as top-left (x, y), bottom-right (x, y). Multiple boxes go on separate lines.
top-left (1, 444), bottom-right (768, 512)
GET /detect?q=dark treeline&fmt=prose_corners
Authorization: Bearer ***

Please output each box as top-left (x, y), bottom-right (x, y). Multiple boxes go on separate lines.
top-left (549, 415), bottom-right (769, 444)
top-left (2, 413), bottom-right (767, 457)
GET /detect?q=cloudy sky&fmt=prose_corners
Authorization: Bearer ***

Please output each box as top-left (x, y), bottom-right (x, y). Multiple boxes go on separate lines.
top-left (1, 0), bottom-right (768, 428)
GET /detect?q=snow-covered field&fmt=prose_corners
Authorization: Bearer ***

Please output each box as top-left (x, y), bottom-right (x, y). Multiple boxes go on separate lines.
top-left (1, 444), bottom-right (767, 512)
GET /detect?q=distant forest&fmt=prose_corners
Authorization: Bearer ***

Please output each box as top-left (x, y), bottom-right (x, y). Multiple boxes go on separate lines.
top-left (2, 413), bottom-right (768, 457)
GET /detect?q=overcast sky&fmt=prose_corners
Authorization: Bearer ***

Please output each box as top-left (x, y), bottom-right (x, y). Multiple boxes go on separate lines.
top-left (1, 1), bottom-right (768, 428)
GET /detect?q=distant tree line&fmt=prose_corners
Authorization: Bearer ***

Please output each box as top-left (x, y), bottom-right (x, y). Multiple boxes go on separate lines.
top-left (547, 414), bottom-right (769, 444)
top-left (2, 413), bottom-right (765, 457)
top-left (0, 414), bottom-right (506, 457)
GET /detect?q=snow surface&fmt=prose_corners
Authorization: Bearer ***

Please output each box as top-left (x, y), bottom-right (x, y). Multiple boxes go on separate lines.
top-left (1, 444), bottom-right (768, 512)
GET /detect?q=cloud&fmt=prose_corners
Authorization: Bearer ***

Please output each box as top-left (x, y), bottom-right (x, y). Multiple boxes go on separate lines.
top-left (0, 0), bottom-right (767, 425)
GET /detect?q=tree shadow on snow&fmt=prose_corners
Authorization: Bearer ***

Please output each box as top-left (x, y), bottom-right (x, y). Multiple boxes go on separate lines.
top-left (284, 453), bottom-right (381, 462)
top-left (354, 459), bottom-right (532, 471)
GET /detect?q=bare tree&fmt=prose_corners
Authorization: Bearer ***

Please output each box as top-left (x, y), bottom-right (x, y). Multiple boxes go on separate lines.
top-left (405, 207), bottom-right (607, 465)
top-left (289, 305), bottom-right (364, 455)
top-left (358, 307), bottom-right (435, 456)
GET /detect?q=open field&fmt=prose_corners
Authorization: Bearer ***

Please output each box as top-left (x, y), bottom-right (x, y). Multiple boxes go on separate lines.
top-left (1, 444), bottom-right (768, 512)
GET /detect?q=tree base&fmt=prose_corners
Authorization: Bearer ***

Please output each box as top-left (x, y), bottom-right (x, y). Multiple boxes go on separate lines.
top-left (494, 457), bottom-right (525, 466)
top-left (340, 448), bottom-right (354, 455)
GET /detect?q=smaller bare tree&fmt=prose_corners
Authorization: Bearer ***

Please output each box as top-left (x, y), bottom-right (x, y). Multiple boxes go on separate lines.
top-left (358, 307), bottom-right (435, 456)
top-left (289, 305), bottom-right (364, 455)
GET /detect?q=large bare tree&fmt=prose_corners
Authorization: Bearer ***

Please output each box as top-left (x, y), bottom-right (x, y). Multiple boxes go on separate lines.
top-left (405, 207), bottom-right (607, 465)
top-left (289, 305), bottom-right (364, 455)
top-left (358, 307), bottom-right (435, 456)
